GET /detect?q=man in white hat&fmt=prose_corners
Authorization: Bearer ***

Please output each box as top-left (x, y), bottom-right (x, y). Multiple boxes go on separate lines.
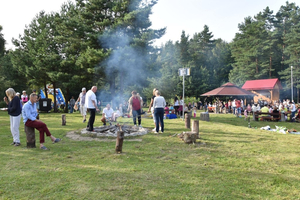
top-left (75, 87), bottom-right (87, 122)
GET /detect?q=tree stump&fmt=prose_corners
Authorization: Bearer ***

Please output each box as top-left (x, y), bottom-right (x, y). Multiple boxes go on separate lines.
top-left (192, 120), bottom-right (199, 138)
top-left (200, 112), bottom-right (209, 121)
top-left (183, 132), bottom-right (197, 144)
top-left (185, 113), bottom-right (191, 129)
top-left (115, 131), bottom-right (124, 153)
top-left (62, 114), bottom-right (66, 126)
top-left (24, 125), bottom-right (36, 148)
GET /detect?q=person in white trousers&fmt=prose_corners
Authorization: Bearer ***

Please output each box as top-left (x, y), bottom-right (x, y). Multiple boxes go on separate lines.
top-left (4, 88), bottom-right (22, 146)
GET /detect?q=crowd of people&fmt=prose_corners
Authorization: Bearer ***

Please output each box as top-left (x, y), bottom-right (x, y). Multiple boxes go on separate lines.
top-left (4, 85), bottom-right (300, 149)
top-left (204, 98), bottom-right (300, 122)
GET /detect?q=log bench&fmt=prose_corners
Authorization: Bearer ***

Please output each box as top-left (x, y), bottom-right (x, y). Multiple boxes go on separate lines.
top-left (24, 125), bottom-right (36, 148)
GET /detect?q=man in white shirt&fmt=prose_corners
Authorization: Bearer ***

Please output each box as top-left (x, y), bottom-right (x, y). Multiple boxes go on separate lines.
top-left (101, 104), bottom-right (114, 125)
top-left (85, 86), bottom-right (99, 131)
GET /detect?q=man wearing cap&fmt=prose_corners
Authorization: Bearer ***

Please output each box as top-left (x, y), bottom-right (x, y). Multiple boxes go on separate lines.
top-left (76, 87), bottom-right (87, 122)
top-left (85, 86), bottom-right (99, 131)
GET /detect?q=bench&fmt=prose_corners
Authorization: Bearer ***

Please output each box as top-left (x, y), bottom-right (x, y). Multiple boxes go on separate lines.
top-left (24, 125), bottom-right (36, 148)
top-left (254, 112), bottom-right (281, 121)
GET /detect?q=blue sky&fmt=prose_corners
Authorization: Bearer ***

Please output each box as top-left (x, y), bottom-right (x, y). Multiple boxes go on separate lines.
top-left (0, 0), bottom-right (295, 49)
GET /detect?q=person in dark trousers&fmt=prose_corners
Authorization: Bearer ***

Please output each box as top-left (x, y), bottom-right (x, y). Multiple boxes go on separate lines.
top-left (85, 86), bottom-right (99, 131)
top-left (153, 90), bottom-right (166, 134)
top-left (128, 91), bottom-right (142, 128)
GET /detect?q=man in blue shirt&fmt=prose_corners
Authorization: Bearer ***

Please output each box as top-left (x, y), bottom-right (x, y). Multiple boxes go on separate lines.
top-left (22, 93), bottom-right (60, 150)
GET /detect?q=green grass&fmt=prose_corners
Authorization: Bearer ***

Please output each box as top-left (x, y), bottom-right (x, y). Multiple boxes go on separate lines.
top-left (1, 110), bottom-right (300, 199)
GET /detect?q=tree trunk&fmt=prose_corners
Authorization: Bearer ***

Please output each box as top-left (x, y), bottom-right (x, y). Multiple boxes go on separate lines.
top-left (269, 56), bottom-right (272, 78)
top-left (44, 82), bottom-right (48, 98)
top-left (53, 82), bottom-right (57, 113)
top-left (256, 57), bottom-right (258, 74)
top-left (297, 87), bottom-right (299, 104)
top-left (64, 88), bottom-right (69, 113)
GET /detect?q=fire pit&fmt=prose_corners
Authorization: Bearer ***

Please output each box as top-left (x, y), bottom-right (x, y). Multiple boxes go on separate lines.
top-left (80, 124), bottom-right (148, 137)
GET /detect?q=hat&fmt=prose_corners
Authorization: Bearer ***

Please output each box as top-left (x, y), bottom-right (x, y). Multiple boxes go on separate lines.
top-left (16, 92), bottom-right (20, 95)
top-left (82, 87), bottom-right (86, 91)
top-left (33, 89), bottom-right (36, 92)
top-left (22, 90), bottom-right (26, 93)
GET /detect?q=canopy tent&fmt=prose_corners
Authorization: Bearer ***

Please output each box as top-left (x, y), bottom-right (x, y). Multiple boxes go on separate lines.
top-left (201, 82), bottom-right (255, 97)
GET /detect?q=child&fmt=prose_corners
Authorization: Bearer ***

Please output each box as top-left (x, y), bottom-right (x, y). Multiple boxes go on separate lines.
top-left (193, 106), bottom-right (197, 118)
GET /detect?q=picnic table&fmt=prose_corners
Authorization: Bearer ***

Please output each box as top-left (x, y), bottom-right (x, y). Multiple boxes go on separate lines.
top-left (254, 111), bottom-right (292, 122)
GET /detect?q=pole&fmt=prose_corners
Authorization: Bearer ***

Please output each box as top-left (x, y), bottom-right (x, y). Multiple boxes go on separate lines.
top-left (291, 66), bottom-right (293, 102)
top-left (182, 73), bottom-right (185, 120)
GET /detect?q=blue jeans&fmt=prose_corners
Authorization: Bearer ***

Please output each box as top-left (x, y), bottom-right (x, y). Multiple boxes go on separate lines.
top-left (237, 107), bottom-right (241, 115)
top-left (232, 107), bottom-right (236, 114)
top-left (132, 109), bottom-right (141, 125)
top-left (154, 108), bottom-right (164, 132)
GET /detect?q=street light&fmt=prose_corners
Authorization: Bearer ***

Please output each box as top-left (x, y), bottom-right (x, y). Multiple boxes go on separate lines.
top-left (291, 66), bottom-right (293, 102)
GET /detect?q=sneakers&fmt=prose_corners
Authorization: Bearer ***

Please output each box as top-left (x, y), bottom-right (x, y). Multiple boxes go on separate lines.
top-left (139, 125), bottom-right (143, 128)
top-left (83, 119), bottom-right (86, 123)
top-left (134, 125), bottom-right (137, 127)
top-left (11, 142), bottom-right (15, 145)
top-left (152, 128), bottom-right (156, 132)
top-left (14, 142), bottom-right (21, 146)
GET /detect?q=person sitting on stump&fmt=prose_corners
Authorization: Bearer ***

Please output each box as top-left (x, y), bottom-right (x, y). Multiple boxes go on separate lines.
top-left (101, 104), bottom-right (114, 125)
top-left (22, 93), bottom-right (60, 150)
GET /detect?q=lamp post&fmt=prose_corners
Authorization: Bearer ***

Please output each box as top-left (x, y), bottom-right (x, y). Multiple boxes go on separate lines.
top-left (291, 66), bottom-right (293, 102)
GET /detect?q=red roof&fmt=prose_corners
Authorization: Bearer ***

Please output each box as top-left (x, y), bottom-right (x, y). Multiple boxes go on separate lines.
top-left (201, 82), bottom-right (254, 96)
top-left (242, 78), bottom-right (282, 90)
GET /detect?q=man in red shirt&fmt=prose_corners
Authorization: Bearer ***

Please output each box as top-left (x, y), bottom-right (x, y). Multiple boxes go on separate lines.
top-left (128, 91), bottom-right (142, 127)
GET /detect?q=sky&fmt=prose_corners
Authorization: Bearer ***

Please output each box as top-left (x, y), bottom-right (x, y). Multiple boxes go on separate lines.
top-left (0, 0), bottom-right (296, 49)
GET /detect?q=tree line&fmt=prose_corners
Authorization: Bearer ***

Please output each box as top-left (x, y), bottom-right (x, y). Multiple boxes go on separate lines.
top-left (0, 1), bottom-right (299, 111)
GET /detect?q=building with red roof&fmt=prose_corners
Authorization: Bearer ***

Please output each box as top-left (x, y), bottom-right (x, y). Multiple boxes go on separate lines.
top-left (242, 78), bottom-right (282, 102)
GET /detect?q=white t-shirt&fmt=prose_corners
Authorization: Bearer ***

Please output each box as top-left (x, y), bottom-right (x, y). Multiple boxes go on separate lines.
top-left (103, 107), bottom-right (114, 118)
top-left (85, 90), bottom-right (96, 109)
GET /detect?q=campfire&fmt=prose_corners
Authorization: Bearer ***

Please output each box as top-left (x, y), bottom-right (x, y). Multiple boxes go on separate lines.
top-left (81, 124), bottom-right (148, 137)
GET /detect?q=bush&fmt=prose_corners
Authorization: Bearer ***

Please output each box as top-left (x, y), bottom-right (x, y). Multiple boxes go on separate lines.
top-left (0, 101), bottom-right (7, 108)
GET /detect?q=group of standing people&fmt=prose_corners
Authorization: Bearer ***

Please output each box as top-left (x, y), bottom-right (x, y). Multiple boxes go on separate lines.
top-left (4, 88), bottom-right (60, 150)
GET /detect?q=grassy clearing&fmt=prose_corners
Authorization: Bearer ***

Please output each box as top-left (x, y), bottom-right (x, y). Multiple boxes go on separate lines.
top-left (1, 110), bottom-right (300, 199)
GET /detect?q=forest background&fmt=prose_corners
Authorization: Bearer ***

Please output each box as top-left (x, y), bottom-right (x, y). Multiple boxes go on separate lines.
top-left (0, 0), bottom-right (300, 112)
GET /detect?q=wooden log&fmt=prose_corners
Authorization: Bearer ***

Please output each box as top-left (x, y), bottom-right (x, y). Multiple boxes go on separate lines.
top-left (24, 125), bottom-right (36, 148)
top-left (115, 131), bottom-right (124, 153)
top-left (62, 114), bottom-right (66, 126)
top-left (200, 112), bottom-right (209, 121)
top-left (183, 132), bottom-right (197, 144)
top-left (185, 113), bottom-right (191, 129)
top-left (192, 120), bottom-right (199, 138)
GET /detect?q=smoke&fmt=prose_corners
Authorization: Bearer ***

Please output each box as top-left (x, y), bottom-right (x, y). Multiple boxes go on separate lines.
top-left (97, 27), bottom-right (151, 107)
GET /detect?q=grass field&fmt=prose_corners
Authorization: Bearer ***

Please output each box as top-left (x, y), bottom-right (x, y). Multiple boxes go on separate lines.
top-left (1, 110), bottom-right (300, 200)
